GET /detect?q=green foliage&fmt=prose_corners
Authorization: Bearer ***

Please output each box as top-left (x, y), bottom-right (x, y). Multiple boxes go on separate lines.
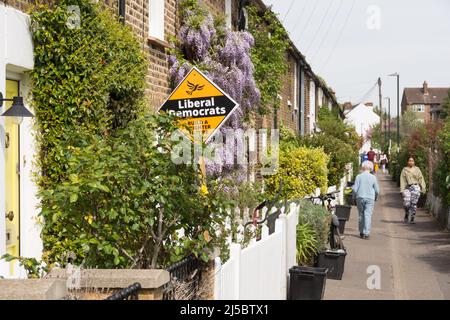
top-left (29, 2), bottom-right (232, 269)
top-left (392, 122), bottom-right (442, 191)
top-left (247, 5), bottom-right (290, 115)
top-left (435, 93), bottom-right (450, 203)
top-left (400, 111), bottom-right (423, 138)
top-left (317, 106), bottom-right (361, 149)
top-left (30, 0), bottom-right (146, 186)
top-left (264, 135), bottom-right (329, 199)
top-left (297, 200), bottom-right (330, 252)
top-left (1, 254), bottom-right (48, 279)
top-left (302, 133), bottom-right (357, 187)
top-left (296, 224), bottom-right (318, 266)
top-left (315, 107), bottom-right (360, 183)
top-left (39, 115), bottom-right (234, 268)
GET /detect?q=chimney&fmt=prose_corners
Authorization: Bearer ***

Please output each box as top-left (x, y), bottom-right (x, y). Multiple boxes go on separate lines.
top-left (343, 102), bottom-right (353, 110)
top-left (423, 81), bottom-right (429, 95)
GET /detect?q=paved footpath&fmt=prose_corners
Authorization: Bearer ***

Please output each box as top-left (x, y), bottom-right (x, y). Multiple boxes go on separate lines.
top-left (324, 172), bottom-right (450, 300)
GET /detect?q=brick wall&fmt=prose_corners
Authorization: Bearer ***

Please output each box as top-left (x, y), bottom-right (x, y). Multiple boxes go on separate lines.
top-left (404, 104), bottom-right (431, 123)
top-left (278, 53), bottom-right (298, 133)
top-left (200, 0), bottom-right (224, 17)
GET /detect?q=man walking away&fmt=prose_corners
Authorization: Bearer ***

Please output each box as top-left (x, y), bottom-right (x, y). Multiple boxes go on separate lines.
top-left (352, 161), bottom-right (380, 239)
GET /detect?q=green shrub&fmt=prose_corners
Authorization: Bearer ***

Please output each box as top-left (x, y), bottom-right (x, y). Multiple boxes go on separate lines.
top-left (297, 200), bottom-right (330, 252)
top-left (247, 5), bottom-right (290, 115)
top-left (39, 115), bottom-right (234, 268)
top-left (302, 133), bottom-right (357, 187)
top-left (264, 144), bottom-right (329, 200)
top-left (296, 223), bottom-right (318, 266)
top-left (29, 1), bottom-right (149, 267)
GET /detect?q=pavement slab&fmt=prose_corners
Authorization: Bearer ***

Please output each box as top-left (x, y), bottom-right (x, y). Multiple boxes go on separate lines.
top-left (324, 172), bottom-right (450, 300)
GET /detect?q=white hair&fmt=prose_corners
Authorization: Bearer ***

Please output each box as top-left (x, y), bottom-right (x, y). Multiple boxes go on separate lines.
top-left (361, 161), bottom-right (374, 171)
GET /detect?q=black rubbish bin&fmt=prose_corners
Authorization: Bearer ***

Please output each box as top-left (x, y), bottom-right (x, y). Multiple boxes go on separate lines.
top-left (316, 250), bottom-right (347, 280)
top-left (288, 266), bottom-right (328, 300)
top-left (335, 205), bottom-right (352, 220)
top-left (338, 218), bottom-right (347, 235)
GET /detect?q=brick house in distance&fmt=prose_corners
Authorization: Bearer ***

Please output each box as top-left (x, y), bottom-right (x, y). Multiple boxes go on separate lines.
top-left (401, 81), bottom-right (449, 123)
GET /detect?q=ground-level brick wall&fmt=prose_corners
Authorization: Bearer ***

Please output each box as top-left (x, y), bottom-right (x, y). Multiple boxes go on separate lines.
top-left (198, 260), bottom-right (215, 300)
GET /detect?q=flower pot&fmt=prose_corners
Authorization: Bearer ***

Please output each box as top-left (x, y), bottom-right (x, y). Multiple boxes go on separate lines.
top-left (316, 249), bottom-right (347, 280)
top-left (288, 266), bottom-right (328, 300)
top-left (335, 205), bottom-right (351, 220)
top-left (338, 218), bottom-right (347, 235)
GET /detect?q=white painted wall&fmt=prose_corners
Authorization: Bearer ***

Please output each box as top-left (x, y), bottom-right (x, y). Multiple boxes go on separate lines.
top-left (317, 87), bottom-right (324, 108)
top-left (344, 103), bottom-right (380, 153)
top-left (0, 5), bottom-right (40, 278)
top-left (309, 81), bottom-right (316, 134)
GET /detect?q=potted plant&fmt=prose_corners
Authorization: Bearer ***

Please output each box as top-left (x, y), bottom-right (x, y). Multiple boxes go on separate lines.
top-left (289, 201), bottom-right (331, 300)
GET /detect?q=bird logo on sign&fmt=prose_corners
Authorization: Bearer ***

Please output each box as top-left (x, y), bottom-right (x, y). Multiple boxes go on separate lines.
top-left (186, 81), bottom-right (205, 95)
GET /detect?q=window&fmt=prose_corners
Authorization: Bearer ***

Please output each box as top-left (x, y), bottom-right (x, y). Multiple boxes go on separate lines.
top-left (225, 0), bottom-right (232, 29)
top-left (149, 0), bottom-right (165, 41)
top-left (412, 104), bottom-right (425, 112)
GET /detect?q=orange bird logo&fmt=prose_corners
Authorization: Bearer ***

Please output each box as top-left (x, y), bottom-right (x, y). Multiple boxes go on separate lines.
top-left (186, 81), bottom-right (205, 95)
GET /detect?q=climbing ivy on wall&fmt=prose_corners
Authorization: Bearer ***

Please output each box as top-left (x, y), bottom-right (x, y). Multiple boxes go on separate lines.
top-left (247, 5), bottom-right (290, 115)
top-left (29, 0), bottom-right (147, 264)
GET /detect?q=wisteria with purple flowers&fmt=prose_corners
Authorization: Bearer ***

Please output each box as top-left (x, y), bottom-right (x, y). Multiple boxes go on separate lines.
top-left (169, 2), bottom-right (261, 178)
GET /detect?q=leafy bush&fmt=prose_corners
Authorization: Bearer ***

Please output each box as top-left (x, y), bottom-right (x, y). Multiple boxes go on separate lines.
top-left (1, 254), bottom-right (48, 279)
top-left (296, 223), bottom-right (318, 266)
top-left (29, 0), bottom-right (149, 267)
top-left (264, 142), bottom-right (329, 200)
top-left (39, 115), bottom-right (234, 269)
top-left (317, 106), bottom-right (362, 150)
top-left (297, 200), bottom-right (330, 252)
top-left (435, 94), bottom-right (450, 204)
top-left (247, 5), bottom-right (290, 115)
top-left (302, 133), bottom-right (357, 187)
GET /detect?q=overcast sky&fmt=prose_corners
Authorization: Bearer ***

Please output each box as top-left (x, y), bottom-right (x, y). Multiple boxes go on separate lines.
top-left (262, 0), bottom-right (450, 115)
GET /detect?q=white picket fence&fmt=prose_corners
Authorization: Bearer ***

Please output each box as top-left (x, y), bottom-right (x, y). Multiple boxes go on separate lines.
top-left (214, 202), bottom-right (298, 300)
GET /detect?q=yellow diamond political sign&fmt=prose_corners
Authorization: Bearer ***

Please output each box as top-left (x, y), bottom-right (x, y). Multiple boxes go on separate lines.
top-left (159, 67), bottom-right (239, 143)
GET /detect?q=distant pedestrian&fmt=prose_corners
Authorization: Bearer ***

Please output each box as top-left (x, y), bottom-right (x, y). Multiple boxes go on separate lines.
top-left (352, 161), bottom-right (380, 239)
top-left (367, 147), bottom-right (376, 163)
top-left (361, 151), bottom-right (367, 163)
top-left (380, 153), bottom-right (388, 173)
top-left (400, 156), bottom-right (426, 224)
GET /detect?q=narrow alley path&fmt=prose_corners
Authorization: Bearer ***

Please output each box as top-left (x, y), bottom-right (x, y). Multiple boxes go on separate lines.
top-left (325, 173), bottom-right (450, 300)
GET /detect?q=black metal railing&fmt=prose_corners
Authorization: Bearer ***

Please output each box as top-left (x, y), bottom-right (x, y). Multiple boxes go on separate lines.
top-left (105, 282), bottom-right (141, 300)
top-left (163, 256), bottom-right (202, 300)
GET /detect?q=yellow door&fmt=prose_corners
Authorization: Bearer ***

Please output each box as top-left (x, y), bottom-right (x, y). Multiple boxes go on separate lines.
top-left (4, 79), bottom-right (20, 275)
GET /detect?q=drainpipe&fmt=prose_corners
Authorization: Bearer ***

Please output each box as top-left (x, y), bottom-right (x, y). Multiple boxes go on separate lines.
top-left (118, 0), bottom-right (126, 23)
top-left (299, 67), bottom-right (305, 136)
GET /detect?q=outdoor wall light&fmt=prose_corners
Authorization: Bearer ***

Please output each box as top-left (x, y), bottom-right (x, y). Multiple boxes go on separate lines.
top-left (0, 92), bottom-right (34, 124)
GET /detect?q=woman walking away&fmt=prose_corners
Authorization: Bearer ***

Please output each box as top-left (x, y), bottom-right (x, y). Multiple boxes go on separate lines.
top-left (400, 156), bottom-right (426, 224)
top-left (380, 153), bottom-right (388, 174)
top-left (352, 161), bottom-right (380, 239)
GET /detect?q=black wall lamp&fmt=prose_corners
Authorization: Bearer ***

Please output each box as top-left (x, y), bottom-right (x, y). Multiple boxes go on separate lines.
top-left (0, 92), bottom-right (34, 124)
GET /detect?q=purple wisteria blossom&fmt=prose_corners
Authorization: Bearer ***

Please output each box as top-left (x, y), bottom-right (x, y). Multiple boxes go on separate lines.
top-left (168, 10), bottom-right (260, 180)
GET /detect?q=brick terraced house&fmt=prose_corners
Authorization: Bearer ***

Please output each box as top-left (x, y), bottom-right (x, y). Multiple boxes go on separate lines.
top-left (0, 0), bottom-right (341, 277)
